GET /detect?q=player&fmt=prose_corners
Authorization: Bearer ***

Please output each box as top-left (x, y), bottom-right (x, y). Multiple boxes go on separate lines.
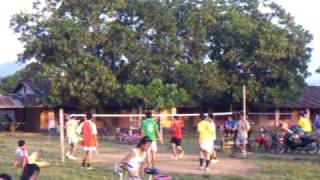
top-left (197, 113), bottom-right (214, 171)
top-left (170, 116), bottom-right (184, 159)
top-left (77, 112), bottom-right (98, 170)
top-left (141, 111), bottom-right (164, 168)
top-left (66, 115), bottom-right (80, 160)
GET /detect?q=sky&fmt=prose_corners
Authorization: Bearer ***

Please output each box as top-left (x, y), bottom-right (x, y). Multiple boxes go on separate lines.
top-left (0, 0), bottom-right (319, 84)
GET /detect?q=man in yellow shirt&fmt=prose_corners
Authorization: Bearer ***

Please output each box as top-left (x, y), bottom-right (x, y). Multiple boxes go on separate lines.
top-left (197, 113), bottom-right (214, 171)
top-left (298, 112), bottom-right (312, 133)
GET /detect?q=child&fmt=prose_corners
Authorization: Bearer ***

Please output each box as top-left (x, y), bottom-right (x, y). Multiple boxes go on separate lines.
top-left (20, 164), bottom-right (40, 180)
top-left (13, 140), bottom-right (49, 168)
top-left (170, 116), bottom-right (184, 159)
top-left (77, 112), bottom-right (98, 170)
top-left (119, 136), bottom-right (152, 178)
top-left (66, 115), bottom-right (80, 160)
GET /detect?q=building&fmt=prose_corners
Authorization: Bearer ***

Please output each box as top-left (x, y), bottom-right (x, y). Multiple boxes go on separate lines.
top-left (1, 80), bottom-right (320, 132)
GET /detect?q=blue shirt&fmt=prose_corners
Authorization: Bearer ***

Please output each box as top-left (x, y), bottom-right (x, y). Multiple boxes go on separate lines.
top-left (314, 115), bottom-right (320, 129)
top-left (225, 120), bottom-right (237, 129)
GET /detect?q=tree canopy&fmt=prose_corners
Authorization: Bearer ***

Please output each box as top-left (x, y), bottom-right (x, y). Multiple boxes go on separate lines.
top-left (8, 0), bottom-right (313, 109)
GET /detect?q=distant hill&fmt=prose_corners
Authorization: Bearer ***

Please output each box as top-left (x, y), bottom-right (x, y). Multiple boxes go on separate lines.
top-left (0, 61), bottom-right (25, 78)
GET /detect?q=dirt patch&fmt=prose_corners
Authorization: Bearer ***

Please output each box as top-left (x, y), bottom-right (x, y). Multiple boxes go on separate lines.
top-left (94, 144), bottom-right (259, 176)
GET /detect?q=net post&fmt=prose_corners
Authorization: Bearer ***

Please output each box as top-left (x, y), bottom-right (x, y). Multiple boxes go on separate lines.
top-left (243, 85), bottom-right (247, 116)
top-left (275, 109), bottom-right (280, 127)
top-left (59, 108), bottom-right (65, 163)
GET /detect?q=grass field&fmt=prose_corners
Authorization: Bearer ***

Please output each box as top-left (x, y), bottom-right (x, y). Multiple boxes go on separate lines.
top-left (1, 133), bottom-right (320, 180)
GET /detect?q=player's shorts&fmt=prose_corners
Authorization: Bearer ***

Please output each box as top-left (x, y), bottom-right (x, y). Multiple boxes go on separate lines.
top-left (68, 136), bottom-right (79, 145)
top-left (171, 138), bottom-right (182, 146)
top-left (148, 141), bottom-right (158, 152)
top-left (200, 140), bottom-right (213, 154)
top-left (236, 133), bottom-right (248, 145)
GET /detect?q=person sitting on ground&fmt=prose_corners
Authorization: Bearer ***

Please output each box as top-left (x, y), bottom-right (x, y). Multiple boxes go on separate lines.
top-left (197, 113), bottom-right (214, 171)
top-left (141, 111), bottom-right (164, 168)
top-left (20, 164), bottom-right (40, 180)
top-left (298, 112), bottom-right (312, 134)
top-left (170, 116), bottom-right (184, 160)
top-left (13, 140), bottom-right (49, 168)
top-left (0, 173), bottom-right (12, 180)
top-left (119, 136), bottom-right (152, 179)
top-left (66, 115), bottom-right (80, 160)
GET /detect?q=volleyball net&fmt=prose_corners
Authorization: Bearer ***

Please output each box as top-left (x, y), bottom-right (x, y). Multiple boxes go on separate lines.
top-left (67, 112), bottom-right (236, 134)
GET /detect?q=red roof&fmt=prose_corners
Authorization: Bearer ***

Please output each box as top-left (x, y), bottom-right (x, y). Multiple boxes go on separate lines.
top-left (0, 96), bottom-right (23, 109)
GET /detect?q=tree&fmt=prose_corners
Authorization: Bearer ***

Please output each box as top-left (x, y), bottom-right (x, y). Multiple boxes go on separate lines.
top-left (125, 79), bottom-right (188, 110)
top-left (0, 62), bottom-right (47, 95)
top-left (10, 0), bottom-right (312, 109)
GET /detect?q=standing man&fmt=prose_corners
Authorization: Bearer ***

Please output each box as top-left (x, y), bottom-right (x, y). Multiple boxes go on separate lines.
top-left (66, 115), bottom-right (80, 160)
top-left (298, 112), bottom-right (312, 134)
top-left (48, 116), bottom-right (56, 139)
top-left (170, 116), bottom-right (184, 160)
top-left (141, 111), bottom-right (163, 168)
top-left (77, 112), bottom-right (98, 170)
top-left (208, 113), bottom-right (218, 164)
top-left (235, 115), bottom-right (250, 159)
top-left (197, 113), bottom-right (214, 171)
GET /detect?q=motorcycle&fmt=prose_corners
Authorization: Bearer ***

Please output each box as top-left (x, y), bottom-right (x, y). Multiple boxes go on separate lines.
top-left (276, 132), bottom-right (319, 154)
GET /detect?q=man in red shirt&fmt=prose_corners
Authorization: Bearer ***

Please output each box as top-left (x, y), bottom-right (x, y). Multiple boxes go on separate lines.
top-left (171, 116), bottom-right (184, 159)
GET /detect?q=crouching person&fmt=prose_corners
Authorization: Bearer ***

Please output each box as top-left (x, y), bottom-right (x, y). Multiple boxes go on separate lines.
top-left (13, 140), bottom-right (49, 168)
top-left (119, 136), bottom-right (152, 179)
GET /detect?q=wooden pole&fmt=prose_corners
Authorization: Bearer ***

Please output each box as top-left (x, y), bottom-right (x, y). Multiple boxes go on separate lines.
top-left (243, 85), bottom-right (247, 116)
top-left (59, 108), bottom-right (65, 163)
top-left (275, 109), bottom-right (280, 127)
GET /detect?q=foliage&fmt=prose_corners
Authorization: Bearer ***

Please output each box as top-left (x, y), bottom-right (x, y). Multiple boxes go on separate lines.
top-left (0, 62), bottom-right (47, 95)
top-left (125, 79), bottom-right (188, 110)
top-left (9, 0), bottom-right (313, 108)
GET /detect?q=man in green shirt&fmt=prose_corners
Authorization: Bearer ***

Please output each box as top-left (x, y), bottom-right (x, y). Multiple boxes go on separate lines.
top-left (141, 111), bottom-right (163, 167)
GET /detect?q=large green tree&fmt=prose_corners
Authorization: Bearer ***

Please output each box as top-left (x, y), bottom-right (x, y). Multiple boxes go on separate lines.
top-left (10, 0), bottom-right (312, 108)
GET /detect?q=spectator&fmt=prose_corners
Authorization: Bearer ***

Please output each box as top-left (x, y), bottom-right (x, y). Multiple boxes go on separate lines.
top-left (13, 140), bottom-right (49, 168)
top-left (20, 164), bottom-right (40, 180)
top-left (224, 116), bottom-right (237, 139)
top-left (48, 117), bottom-right (56, 138)
top-left (314, 112), bottom-right (320, 135)
top-left (298, 112), bottom-right (312, 133)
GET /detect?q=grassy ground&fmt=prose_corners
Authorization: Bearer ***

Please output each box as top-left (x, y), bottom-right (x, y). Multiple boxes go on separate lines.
top-left (1, 133), bottom-right (320, 180)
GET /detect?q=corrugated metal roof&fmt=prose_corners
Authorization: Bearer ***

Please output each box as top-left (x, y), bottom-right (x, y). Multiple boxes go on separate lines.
top-left (0, 96), bottom-right (23, 108)
top-left (281, 86), bottom-right (320, 109)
